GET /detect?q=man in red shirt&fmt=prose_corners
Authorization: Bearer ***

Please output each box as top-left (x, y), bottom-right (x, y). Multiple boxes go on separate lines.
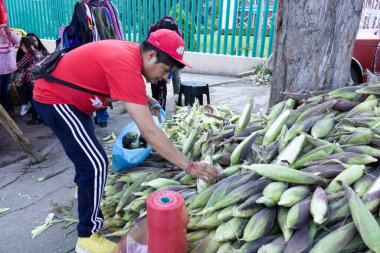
top-left (33, 29), bottom-right (218, 253)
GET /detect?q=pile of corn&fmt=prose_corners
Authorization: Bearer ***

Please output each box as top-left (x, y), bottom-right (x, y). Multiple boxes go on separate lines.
top-left (102, 81), bottom-right (380, 252)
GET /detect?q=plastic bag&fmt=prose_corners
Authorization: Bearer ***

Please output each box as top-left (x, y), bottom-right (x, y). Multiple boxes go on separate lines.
top-left (114, 219), bottom-right (148, 253)
top-left (111, 107), bottom-right (166, 172)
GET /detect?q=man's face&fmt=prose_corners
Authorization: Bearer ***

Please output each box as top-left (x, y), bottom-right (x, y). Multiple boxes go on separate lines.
top-left (142, 51), bottom-right (176, 84)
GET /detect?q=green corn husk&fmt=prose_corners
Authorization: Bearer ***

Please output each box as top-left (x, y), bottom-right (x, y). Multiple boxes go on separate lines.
top-left (235, 97), bottom-right (254, 134)
top-left (293, 144), bottom-right (337, 169)
top-left (267, 101), bottom-right (287, 123)
top-left (310, 186), bottom-right (329, 224)
top-left (141, 178), bottom-right (180, 189)
top-left (188, 173), bottom-right (240, 210)
top-left (341, 234), bottom-right (367, 252)
top-left (197, 212), bottom-right (222, 229)
top-left (216, 242), bottom-right (234, 253)
top-left (217, 206), bottom-right (235, 222)
top-left (285, 197), bottom-right (311, 229)
top-left (258, 236), bottom-right (286, 253)
top-left (256, 182), bottom-right (288, 207)
top-left (242, 208), bottom-right (277, 241)
top-left (284, 117), bottom-right (317, 143)
top-left (304, 152), bottom-right (377, 166)
top-left (116, 172), bottom-right (149, 212)
top-left (309, 222), bottom-right (357, 253)
top-left (326, 197), bottom-right (349, 224)
top-left (311, 114), bottom-right (335, 138)
top-left (356, 82), bottom-right (380, 95)
top-left (301, 163), bottom-right (345, 179)
top-left (230, 132), bottom-right (259, 165)
top-left (201, 172), bottom-right (256, 214)
top-left (328, 85), bottom-right (362, 100)
top-left (243, 164), bottom-right (328, 186)
top-left (296, 100), bottom-right (336, 122)
top-left (345, 99), bottom-right (378, 117)
top-left (202, 178), bottom-right (271, 214)
top-left (237, 235), bottom-right (278, 253)
top-left (190, 231), bottom-right (221, 253)
top-left (275, 134), bottom-right (305, 165)
top-left (193, 132), bottom-right (209, 160)
top-left (183, 127), bottom-right (199, 156)
top-left (283, 223), bottom-right (311, 253)
top-left (188, 216), bottom-right (202, 230)
top-left (278, 186), bottom-right (310, 207)
top-left (277, 207), bottom-right (293, 242)
top-left (344, 145), bottom-right (380, 158)
top-left (343, 183), bottom-right (380, 252)
top-left (262, 109), bottom-right (291, 146)
top-left (233, 193), bottom-right (263, 217)
top-left (354, 173), bottom-right (377, 197)
top-left (325, 164), bottom-right (365, 193)
top-left (187, 230), bottom-right (212, 241)
top-left (340, 130), bottom-right (376, 145)
top-left (214, 217), bottom-right (248, 241)
top-left (286, 103), bottom-right (316, 124)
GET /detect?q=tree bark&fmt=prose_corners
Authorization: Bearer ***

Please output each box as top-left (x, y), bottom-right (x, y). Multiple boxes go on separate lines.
top-left (0, 104), bottom-right (43, 163)
top-left (269, 0), bottom-right (364, 106)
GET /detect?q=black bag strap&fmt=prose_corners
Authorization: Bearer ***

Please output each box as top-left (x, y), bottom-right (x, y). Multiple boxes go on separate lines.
top-left (44, 73), bottom-right (110, 98)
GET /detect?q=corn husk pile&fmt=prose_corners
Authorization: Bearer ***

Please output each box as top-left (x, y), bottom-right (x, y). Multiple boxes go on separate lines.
top-left (102, 81), bottom-right (380, 252)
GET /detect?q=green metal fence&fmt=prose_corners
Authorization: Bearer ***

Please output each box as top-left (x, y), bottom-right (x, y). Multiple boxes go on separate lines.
top-left (5, 0), bottom-right (277, 58)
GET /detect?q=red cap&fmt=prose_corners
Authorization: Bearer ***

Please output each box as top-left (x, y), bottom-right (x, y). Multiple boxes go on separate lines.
top-left (147, 29), bottom-right (192, 68)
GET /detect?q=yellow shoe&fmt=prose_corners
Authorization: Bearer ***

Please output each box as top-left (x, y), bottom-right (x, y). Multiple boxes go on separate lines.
top-left (75, 232), bottom-right (117, 253)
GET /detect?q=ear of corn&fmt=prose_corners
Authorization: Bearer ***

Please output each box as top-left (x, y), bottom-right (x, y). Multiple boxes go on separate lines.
top-left (311, 114), bottom-right (335, 138)
top-left (214, 217), bottom-right (248, 242)
top-left (285, 197), bottom-right (311, 229)
top-left (256, 182), bottom-right (288, 207)
top-left (300, 163), bottom-right (345, 179)
top-left (293, 144), bottom-right (337, 169)
top-left (235, 97), bottom-right (254, 134)
top-left (326, 197), bottom-right (349, 224)
top-left (344, 145), bottom-right (380, 158)
top-left (296, 100), bottom-right (336, 122)
top-left (325, 164), bottom-right (365, 193)
top-left (329, 85), bottom-right (362, 100)
top-left (140, 178), bottom-right (180, 189)
top-left (310, 186), bottom-right (329, 224)
top-left (278, 186), bottom-right (310, 207)
top-left (242, 208), bottom-right (277, 241)
top-left (217, 206), bottom-right (235, 222)
top-left (238, 235), bottom-right (278, 253)
top-left (187, 230), bottom-right (212, 241)
top-left (262, 109), bottom-right (291, 146)
top-left (267, 100), bottom-right (287, 123)
top-left (197, 212), bottom-right (222, 229)
top-left (283, 224), bottom-right (311, 253)
top-left (343, 183), bottom-right (380, 252)
top-left (243, 164), bottom-right (328, 186)
top-left (277, 207), bottom-right (293, 242)
top-left (275, 134), bottom-right (305, 165)
top-left (190, 231), bottom-right (222, 253)
top-left (354, 173), bottom-right (377, 197)
top-left (346, 99), bottom-right (378, 117)
top-left (216, 241), bottom-right (234, 253)
top-left (309, 222), bottom-right (357, 253)
top-left (257, 236), bottom-right (286, 253)
top-left (230, 132), bottom-right (259, 165)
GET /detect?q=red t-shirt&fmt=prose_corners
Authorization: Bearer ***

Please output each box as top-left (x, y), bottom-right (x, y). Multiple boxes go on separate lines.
top-left (33, 40), bottom-right (148, 115)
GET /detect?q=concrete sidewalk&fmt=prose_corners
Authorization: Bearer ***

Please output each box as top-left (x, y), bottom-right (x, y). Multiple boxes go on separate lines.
top-left (0, 73), bottom-right (270, 253)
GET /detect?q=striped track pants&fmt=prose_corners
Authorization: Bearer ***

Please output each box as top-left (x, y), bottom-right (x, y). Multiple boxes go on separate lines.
top-left (33, 100), bottom-right (108, 237)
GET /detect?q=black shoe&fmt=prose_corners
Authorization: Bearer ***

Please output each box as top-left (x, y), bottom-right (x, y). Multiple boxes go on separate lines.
top-left (27, 118), bottom-right (42, 125)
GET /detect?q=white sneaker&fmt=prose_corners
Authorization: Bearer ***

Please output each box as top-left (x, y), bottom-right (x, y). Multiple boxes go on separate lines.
top-left (20, 102), bottom-right (32, 116)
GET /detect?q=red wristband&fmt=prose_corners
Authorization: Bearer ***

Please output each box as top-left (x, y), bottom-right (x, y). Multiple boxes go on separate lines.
top-left (186, 161), bottom-right (196, 173)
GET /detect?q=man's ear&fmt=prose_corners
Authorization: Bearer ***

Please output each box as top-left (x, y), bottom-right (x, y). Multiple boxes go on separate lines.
top-left (145, 50), bottom-right (157, 61)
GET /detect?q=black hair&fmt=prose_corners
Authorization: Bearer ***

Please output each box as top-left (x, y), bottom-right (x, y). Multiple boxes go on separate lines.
top-left (141, 41), bottom-right (185, 69)
top-left (19, 36), bottom-right (37, 60)
top-left (156, 18), bottom-right (179, 32)
top-left (17, 33), bottom-right (47, 62)
top-left (26, 33), bottom-right (48, 55)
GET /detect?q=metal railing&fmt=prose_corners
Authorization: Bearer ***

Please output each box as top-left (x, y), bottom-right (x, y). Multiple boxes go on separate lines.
top-left (5, 0), bottom-right (277, 58)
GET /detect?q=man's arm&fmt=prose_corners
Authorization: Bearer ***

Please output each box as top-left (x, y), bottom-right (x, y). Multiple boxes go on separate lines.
top-left (125, 102), bottom-right (218, 182)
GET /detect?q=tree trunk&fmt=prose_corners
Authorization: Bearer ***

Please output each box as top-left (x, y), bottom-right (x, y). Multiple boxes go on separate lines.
top-left (269, 0), bottom-right (364, 106)
top-left (0, 104), bottom-right (43, 163)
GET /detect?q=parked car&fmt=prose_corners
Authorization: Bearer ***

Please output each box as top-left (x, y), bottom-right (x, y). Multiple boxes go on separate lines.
top-left (351, 28), bottom-right (380, 84)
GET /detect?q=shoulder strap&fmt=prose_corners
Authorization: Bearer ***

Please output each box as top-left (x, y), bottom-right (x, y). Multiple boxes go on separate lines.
top-left (44, 73), bottom-right (110, 97)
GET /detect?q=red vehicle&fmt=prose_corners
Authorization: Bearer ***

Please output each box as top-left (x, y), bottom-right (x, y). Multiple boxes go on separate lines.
top-left (351, 28), bottom-right (380, 84)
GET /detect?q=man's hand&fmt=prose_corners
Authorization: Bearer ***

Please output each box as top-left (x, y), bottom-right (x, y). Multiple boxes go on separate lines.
top-left (188, 162), bottom-right (219, 183)
top-left (147, 97), bottom-right (162, 122)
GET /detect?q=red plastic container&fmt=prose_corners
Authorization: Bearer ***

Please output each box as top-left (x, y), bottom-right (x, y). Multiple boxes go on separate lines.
top-left (146, 190), bottom-right (188, 253)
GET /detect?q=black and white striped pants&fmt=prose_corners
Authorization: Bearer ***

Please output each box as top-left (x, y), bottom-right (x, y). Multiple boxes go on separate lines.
top-left (33, 100), bottom-right (108, 237)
